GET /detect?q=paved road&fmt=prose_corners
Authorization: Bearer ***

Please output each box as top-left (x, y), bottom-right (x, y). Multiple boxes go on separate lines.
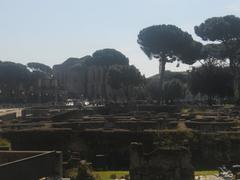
top-left (195, 175), bottom-right (222, 180)
top-left (0, 108), bottom-right (22, 117)
top-left (207, 176), bottom-right (220, 180)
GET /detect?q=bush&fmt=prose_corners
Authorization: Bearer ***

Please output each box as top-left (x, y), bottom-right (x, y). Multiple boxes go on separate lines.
top-left (0, 138), bottom-right (11, 148)
top-left (76, 161), bottom-right (95, 180)
top-left (110, 174), bottom-right (117, 179)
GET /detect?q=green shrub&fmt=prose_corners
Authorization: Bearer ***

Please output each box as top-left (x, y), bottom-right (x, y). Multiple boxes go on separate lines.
top-left (110, 174), bottom-right (117, 179)
top-left (76, 161), bottom-right (95, 180)
top-left (0, 138), bottom-right (11, 147)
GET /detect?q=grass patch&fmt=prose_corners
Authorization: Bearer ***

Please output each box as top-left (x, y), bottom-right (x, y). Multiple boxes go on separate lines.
top-left (94, 170), bottom-right (218, 179)
top-left (93, 171), bottom-right (129, 180)
top-left (224, 104), bottom-right (235, 108)
top-left (64, 168), bottom-right (78, 178)
top-left (0, 138), bottom-right (10, 147)
top-left (64, 169), bottom-right (129, 180)
top-left (65, 169), bottom-right (218, 179)
top-left (181, 108), bottom-right (190, 113)
top-left (195, 170), bottom-right (218, 176)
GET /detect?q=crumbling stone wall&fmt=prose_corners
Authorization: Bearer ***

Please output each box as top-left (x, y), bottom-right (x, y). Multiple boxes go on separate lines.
top-left (130, 143), bottom-right (194, 180)
top-left (0, 151), bottom-right (62, 180)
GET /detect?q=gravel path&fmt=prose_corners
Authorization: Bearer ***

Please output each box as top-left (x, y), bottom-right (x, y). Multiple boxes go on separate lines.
top-left (195, 175), bottom-right (222, 180)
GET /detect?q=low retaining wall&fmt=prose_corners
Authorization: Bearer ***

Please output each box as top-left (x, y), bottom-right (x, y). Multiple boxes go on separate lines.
top-left (0, 151), bottom-right (62, 180)
top-left (130, 143), bottom-right (194, 180)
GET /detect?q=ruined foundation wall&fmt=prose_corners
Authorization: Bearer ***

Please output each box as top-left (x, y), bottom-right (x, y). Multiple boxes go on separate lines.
top-left (2, 129), bottom-right (240, 170)
top-left (130, 143), bottom-right (194, 180)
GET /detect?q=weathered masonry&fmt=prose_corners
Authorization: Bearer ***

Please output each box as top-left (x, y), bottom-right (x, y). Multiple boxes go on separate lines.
top-left (0, 151), bottom-right (62, 180)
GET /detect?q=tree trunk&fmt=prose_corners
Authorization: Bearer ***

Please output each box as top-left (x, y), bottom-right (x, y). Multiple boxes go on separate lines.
top-left (159, 58), bottom-right (166, 103)
top-left (207, 95), bottom-right (213, 106)
top-left (230, 59), bottom-right (240, 104)
top-left (225, 40), bottom-right (240, 104)
top-left (102, 66), bottom-right (108, 104)
top-left (125, 85), bottom-right (129, 103)
top-left (234, 73), bottom-right (240, 104)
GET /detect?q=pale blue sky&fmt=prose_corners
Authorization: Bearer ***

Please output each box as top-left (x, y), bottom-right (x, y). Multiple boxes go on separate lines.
top-left (0, 0), bottom-right (240, 77)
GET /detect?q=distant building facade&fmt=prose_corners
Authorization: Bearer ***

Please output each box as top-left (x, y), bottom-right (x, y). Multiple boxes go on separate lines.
top-left (53, 57), bottom-right (125, 102)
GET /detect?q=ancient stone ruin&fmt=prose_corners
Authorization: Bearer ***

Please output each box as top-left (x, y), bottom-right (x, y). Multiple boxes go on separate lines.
top-left (130, 142), bottom-right (194, 180)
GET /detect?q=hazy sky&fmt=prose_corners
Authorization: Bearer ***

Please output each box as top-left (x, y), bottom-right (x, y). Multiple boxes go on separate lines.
top-left (0, 0), bottom-right (240, 77)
